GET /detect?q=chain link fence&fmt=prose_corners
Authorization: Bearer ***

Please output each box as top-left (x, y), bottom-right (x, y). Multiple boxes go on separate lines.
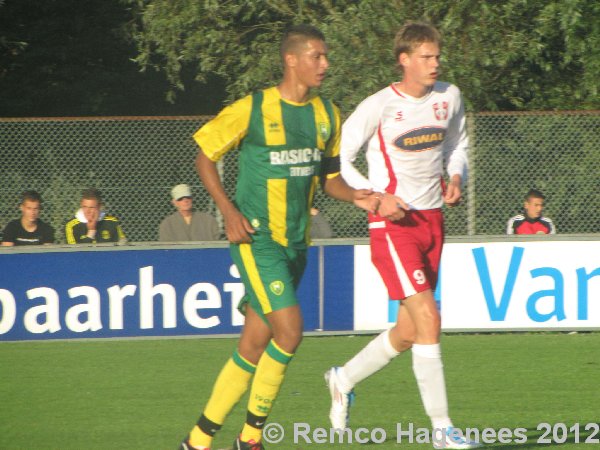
top-left (1, 111), bottom-right (598, 243)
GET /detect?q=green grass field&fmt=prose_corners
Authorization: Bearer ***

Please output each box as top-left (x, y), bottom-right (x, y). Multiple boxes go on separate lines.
top-left (1, 332), bottom-right (598, 449)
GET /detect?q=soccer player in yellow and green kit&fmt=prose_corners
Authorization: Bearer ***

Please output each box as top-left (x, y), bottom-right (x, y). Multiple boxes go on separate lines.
top-left (179, 24), bottom-right (379, 450)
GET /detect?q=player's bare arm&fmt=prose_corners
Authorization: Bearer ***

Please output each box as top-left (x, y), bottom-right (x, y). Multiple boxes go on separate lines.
top-left (376, 192), bottom-right (409, 221)
top-left (195, 150), bottom-right (255, 243)
top-left (443, 174), bottom-right (462, 207)
top-left (322, 174), bottom-right (379, 213)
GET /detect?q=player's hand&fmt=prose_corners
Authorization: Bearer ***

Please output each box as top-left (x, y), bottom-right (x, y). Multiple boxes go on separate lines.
top-left (85, 208), bottom-right (99, 230)
top-left (352, 189), bottom-right (379, 214)
top-left (444, 177), bottom-right (462, 207)
top-left (377, 192), bottom-right (409, 221)
top-left (223, 209), bottom-right (255, 244)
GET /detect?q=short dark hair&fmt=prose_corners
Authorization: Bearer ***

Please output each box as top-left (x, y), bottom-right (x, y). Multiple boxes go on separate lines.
top-left (21, 190), bottom-right (42, 205)
top-left (393, 21), bottom-right (442, 61)
top-left (525, 188), bottom-right (545, 201)
top-left (280, 24), bottom-right (325, 62)
top-left (81, 187), bottom-right (103, 203)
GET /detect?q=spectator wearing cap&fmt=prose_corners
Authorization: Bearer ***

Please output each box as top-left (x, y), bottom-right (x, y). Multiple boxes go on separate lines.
top-left (159, 184), bottom-right (221, 241)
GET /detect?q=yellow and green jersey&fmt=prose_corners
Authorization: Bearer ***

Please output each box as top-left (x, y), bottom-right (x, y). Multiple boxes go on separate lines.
top-left (194, 86), bottom-right (341, 248)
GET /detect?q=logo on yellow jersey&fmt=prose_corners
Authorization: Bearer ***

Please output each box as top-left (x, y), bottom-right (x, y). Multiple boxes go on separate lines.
top-left (318, 122), bottom-right (331, 141)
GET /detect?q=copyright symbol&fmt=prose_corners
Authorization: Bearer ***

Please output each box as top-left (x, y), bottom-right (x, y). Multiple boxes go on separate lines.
top-left (262, 423), bottom-right (284, 444)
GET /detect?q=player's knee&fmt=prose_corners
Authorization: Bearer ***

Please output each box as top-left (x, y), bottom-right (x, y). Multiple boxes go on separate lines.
top-left (398, 338), bottom-right (414, 352)
top-left (238, 342), bottom-right (267, 365)
top-left (390, 338), bottom-right (414, 353)
top-left (273, 329), bottom-right (302, 354)
top-left (389, 325), bottom-right (415, 352)
top-left (394, 333), bottom-right (415, 352)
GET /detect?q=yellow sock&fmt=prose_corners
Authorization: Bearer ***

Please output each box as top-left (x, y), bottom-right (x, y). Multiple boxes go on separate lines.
top-left (240, 340), bottom-right (293, 443)
top-left (189, 351), bottom-right (256, 448)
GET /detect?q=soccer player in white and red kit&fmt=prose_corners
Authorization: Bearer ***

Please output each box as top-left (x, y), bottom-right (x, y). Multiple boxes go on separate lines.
top-left (325, 22), bottom-right (481, 449)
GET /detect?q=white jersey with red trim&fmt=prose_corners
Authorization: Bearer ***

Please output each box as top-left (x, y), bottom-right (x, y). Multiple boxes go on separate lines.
top-left (341, 81), bottom-right (469, 210)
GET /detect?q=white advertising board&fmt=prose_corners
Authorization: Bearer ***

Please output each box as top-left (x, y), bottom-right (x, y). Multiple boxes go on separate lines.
top-left (353, 240), bottom-right (600, 331)
top-left (353, 245), bottom-right (391, 331)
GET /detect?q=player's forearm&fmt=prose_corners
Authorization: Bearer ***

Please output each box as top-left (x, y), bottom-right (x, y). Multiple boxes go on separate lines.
top-left (449, 174), bottom-right (462, 187)
top-left (323, 175), bottom-right (355, 202)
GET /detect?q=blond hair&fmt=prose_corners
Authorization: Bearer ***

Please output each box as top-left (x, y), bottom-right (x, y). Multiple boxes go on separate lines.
top-left (393, 21), bottom-right (442, 61)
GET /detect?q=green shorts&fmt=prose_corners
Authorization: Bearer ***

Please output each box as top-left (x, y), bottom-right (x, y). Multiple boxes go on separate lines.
top-left (230, 238), bottom-right (307, 324)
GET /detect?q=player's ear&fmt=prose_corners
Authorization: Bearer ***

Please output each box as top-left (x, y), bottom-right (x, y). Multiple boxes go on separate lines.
top-left (399, 51), bottom-right (410, 67)
top-left (284, 51), bottom-right (298, 69)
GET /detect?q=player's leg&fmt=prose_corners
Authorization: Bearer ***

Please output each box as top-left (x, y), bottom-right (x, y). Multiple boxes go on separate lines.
top-left (402, 289), bottom-right (479, 449)
top-left (238, 302), bottom-right (273, 364)
top-left (402, 210), bottom-right (480, 448)
top-left (183, 305), bottom-right (270, 450)
top-left (236, 243), bottom-right (306, 447)
top-left (342, 300), bottom-right (418, 382)
top-left (325, 305), bottom-right (414, 431)
top-left (389, 301), bottom-right (417, 349)
top-left (401, 288), bottom-right (449, 427)
top-left (238, 305), bottom-right (302, 445)
top-left (325, 221), bottom-right (417, 429)
top-left (402, 210), bottom-right (451, 432)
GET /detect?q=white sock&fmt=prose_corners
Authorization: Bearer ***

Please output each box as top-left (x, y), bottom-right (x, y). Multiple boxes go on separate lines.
top-left (338, 329), bottom-right (401, 390)
top-left (411, 343), bottom-right (453, 430)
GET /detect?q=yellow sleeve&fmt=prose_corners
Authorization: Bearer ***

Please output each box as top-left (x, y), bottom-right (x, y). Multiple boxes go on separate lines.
top-left (64, 219), bottom-right (77, 244)
top-left (193, 94), bottom-right (253, 162)
top-left (325, 102), bottom-right (341, 157)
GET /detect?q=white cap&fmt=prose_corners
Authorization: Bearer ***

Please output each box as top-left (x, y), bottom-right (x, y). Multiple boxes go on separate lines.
top-left (171, 184), bottom-right (192, 201)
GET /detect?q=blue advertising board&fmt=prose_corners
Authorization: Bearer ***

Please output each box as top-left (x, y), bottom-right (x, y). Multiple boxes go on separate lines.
top-left (0, 246), bottom-right (322, 341)
top-left (322, 245), bottom-right (354, 331)
top-left (6, 236), bottom-right (593, 341)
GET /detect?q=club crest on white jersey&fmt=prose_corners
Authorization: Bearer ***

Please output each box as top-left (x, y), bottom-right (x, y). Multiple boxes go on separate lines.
top-left (433, 101), bottom-right (449, 120)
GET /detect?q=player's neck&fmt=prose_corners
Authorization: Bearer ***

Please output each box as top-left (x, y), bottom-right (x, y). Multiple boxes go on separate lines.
top-left (179, 209), bottom-right (193, 220)
top-left (21, 217), bottom-right (37, 232)
top-left (276, 80), bottom-right (311, 104)
top-left (394, 80), bottom-right (432, 99)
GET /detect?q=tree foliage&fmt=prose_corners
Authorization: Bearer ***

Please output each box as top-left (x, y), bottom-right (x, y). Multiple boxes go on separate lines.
top-left (127, 0), bottom-right (600, 114)
top-left (0, 0), bottom-right (225, 116)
